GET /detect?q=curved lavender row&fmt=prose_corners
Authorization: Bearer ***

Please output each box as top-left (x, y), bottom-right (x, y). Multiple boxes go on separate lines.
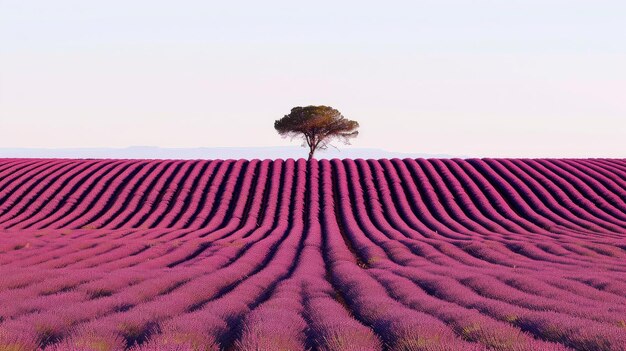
top-left (193, 160), bottom-right (261, 238)
top-left (560, 160), bottom-right (626, 200)
top-left (118, 160), bottom-right (185, 229)
top-left (380, 161), bottom-right (594, 271)
top-left (0, 158), bottom-right (624, 351)
top-left (489, 158), bottom-right (616, 232)
top-left (28, 160), bottom-right (130, 229)
top-left (369, 160), bottom-right (625, 272)
top-left (388, 159), bottom-right (471, 239)
top-left (137, 161), bottom-right (199, 228)
top-left (86, 160), bottom-right (165, 229)
top-left (476, 159), bottom-right (600, 234)
top-left (571, 161), bottom-right (626, 208)
top-left (407, 159), bottom-right (479, 237)
top-left (2, 158), bottom-right (620, 235)
top-left (428, 159), bottom-right (515, 237)
top-left (1, 160), bottom-right (87, 220)
top-left (178, 159), bottom-right (271, 243)
top-left (1, 160), bottom-right (113, 229)
top-left (0, 160), bottom-right (77, 221)
top-left (0, 160), bottom-right (63, 202)
top-left (162, 160), bottom-right (221, 229)
top-left (36, 163), bottom-right (293, 348)
top-left (174, 160), bottom-right (233, 230)
top-left (502, 159), bottom-right (626, 229)
top-left (0, 160), bottom-right (50, 197)
top-left (450, 158), bottom-right (558, 236)
top-left (148, 160), bottom-right (210, 229)
top-left (323, 159), bottom-right (484, 350)
top-left (99, 160), bottom-right (175, 229)
top-left (534, 160), bottom-right (626, 221)
top-left (415, 158), bottom-right (500, 236)
top-left (590, 159), bottom-right (626, 181)
top-left (0, 159), bottom-right (31, 176)
top-left (299, 160), bottom-right (382, 351)
top-left (332, 161), bottom-right (604, 349)
top-left (47, 161), bottom-right (141, 229)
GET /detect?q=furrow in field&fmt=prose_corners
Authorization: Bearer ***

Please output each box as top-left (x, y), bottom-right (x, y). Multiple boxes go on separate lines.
top-left (0, 158), bottom-right (624, 350)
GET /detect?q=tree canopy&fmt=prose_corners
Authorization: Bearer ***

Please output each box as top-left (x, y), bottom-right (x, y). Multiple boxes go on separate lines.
top-left (274, 105), bottom-right (359, 160)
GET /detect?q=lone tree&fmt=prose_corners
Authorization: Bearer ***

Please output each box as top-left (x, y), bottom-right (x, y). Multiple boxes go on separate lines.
top-left (274, 105), bottom-right (359, 160)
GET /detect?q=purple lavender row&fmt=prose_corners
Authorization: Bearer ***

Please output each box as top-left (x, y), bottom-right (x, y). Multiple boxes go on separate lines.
top-left (45, 160), bottom-right (303, 348)
top-left (320, 160), bottom-right (484, 350)
top-left (0, 160), bottom-right (106, 228)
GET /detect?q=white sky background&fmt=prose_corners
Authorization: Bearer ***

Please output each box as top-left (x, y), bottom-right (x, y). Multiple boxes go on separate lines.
top-left (0, 0), bottom-right (625, 157)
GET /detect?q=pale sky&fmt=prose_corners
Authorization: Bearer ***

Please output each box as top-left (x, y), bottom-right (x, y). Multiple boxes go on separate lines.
top-left (1, 0), bottom-right (625, 157)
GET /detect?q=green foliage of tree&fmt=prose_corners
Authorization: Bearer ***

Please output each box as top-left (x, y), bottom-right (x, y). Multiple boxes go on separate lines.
top-left (275, 106), bottom-right (359, 160)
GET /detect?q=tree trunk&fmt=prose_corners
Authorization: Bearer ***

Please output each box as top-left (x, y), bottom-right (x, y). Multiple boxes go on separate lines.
top-left (308, 148), bottom-right (314, 161)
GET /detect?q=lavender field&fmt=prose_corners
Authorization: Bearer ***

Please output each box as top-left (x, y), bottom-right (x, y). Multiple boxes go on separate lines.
top-left (0, 158), bottom-right (625, 351)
